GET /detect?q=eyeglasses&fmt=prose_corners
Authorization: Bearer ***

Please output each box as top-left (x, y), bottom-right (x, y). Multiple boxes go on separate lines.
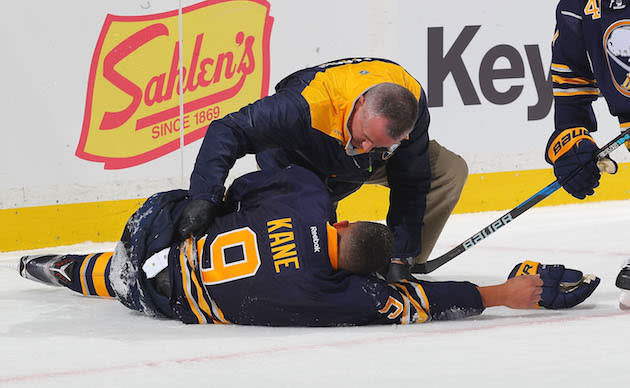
top-left (371, 143), bottom-right (400, 157)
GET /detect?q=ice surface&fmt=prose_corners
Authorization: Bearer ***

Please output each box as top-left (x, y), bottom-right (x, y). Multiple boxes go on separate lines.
top-left (2, 200), bottom-right (630, 387)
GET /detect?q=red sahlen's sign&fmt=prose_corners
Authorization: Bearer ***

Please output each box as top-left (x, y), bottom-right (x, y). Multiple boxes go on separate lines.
top-left (76, 0), bottom-right (273, 169)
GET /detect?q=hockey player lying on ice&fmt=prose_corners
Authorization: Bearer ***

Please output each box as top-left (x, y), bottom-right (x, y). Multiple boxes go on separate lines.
top-left (19, 166), bottom-right (600, 326)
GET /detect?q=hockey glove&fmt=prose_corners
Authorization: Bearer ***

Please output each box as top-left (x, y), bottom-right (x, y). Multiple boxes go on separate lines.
top-left (508, 260), bottom-right (600, 309)
top-left (386, 257), bottom-right (415, 283)
top-left (546, 128), bottom-right (604, 199)
top-left (176, 199), bottom-right (219, 238)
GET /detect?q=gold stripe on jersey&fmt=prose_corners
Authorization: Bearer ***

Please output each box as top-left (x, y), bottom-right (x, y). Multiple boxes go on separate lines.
top-left (399, 286), bottom-right (411, 325)
top-left (190, 236), bottom-right (229, 324)
top-left (190, 266), bottom-right (215, 321)
top-left (396, 281), bottom-right (429, 323)
top-left (92, 252), bottom-right (113, 297)
top-left (178, 237), bottom-right (230, 324)
top-left (179, 239), bottom-right (206, 324)
top-left (301, 60), bottom-right (422, 146)
top-left (378, 296), bottom-right (403, 319)
top-left (552, 75), bottom-right (596, 85)
top-left (403, 280), bottom-right (431, 317)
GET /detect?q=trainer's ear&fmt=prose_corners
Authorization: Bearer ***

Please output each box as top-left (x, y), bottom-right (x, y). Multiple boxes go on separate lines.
top-left (508, 261), bottom-right (600, 309)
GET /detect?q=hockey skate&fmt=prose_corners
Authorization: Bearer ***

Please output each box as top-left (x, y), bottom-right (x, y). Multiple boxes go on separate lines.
top-left (616, 258), bottom-right (630, 310)
top-left (19, 255), bottom-right (75, 287)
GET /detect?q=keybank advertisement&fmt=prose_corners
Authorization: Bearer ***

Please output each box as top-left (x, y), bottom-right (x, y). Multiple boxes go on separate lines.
top-left (77, 0), bottom-right (272, 169)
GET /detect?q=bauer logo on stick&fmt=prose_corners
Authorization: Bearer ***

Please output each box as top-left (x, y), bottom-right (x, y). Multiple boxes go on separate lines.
top-left (76, 0), bottom-right (273, 169)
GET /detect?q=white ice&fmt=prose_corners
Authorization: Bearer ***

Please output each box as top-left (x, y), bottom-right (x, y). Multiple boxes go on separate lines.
top-left (2, 200), bottom-right (630, 387)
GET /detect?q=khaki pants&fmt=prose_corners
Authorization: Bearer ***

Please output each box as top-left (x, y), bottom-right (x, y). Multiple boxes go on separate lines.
top-left (366, 140), bottom-right (468, 264)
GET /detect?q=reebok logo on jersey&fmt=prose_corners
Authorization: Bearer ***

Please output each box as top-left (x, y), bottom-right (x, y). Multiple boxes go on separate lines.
top-left (310, 226), bottom-right (321, 253)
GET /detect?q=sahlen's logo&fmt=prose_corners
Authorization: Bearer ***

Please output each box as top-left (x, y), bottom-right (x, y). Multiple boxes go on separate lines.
top-left (76, 0), bottom-right (273, 169)
top-left (604, 20), bottom-right (630, 97)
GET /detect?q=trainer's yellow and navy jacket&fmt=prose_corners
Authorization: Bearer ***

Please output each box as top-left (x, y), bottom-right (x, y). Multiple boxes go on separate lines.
top-left (190, 58), bottom-right (431, 259)
top-left (546, 0), bottom-right (630, 162)
top-left (118, 166), bottom-right (483, 326)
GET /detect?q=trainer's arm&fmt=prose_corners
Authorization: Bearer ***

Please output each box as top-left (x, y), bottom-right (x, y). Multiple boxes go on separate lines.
top-left (189, 91), bottom-right (309, 203)
top-left (478, 274), bottom-right (543, 309)
top-left (385, 89), bottom-right (431, 258)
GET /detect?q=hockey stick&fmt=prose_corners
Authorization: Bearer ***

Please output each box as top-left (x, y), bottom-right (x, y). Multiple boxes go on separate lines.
top-left (411, 127), bottom-right (630, 274)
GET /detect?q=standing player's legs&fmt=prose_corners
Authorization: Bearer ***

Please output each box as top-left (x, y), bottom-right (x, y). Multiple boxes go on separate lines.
top-left (19, 253), bottom-right (116, 298)
top-left (367, 140), bottom-right (468, 264)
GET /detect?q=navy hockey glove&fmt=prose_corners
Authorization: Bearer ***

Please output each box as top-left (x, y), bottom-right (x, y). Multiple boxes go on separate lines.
top-left (508, 260), bottom-right (600, 309)
top-left (176, 199), bottom-right (219, 238)
top-left (546, 128), bottom-right (603, 200)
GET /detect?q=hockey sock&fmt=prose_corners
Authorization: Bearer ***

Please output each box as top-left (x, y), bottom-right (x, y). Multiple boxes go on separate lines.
top-left (68, 252), bottom-right (116, 298)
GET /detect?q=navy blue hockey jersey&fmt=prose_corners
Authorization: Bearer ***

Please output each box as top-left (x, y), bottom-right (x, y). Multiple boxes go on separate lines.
top-left (548, 0), bottom-right (630, 159)
top-left (189, 57), bottom-right (432, 259)
top-left (164, 166), bottom-right (483, 326)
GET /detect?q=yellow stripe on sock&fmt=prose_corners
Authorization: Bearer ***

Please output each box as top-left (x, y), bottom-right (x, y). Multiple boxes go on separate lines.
top-left (92, 252), bottom-right (114, 298)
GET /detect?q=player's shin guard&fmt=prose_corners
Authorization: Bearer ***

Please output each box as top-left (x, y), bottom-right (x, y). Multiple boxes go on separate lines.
top-left (19, 252), bottom-right (116, 298)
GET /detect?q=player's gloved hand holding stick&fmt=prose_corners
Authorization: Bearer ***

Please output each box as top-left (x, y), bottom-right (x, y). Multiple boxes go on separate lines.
top-left (546, 127), bottom-right (618, 199)
top-left (177, 199), bottom-right (220, 238)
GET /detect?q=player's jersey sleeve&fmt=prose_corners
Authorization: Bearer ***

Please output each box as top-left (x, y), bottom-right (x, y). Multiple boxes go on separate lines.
top-left (549, 0), bottom-right (600, 149)
top-left (367, 278), bottom-right (485, 325)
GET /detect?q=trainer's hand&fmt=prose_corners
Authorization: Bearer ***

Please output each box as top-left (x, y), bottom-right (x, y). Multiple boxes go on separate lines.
top-left (177, 199), bottom-right (219, 238)
top-left (386, 257), bottom-right (415, 283)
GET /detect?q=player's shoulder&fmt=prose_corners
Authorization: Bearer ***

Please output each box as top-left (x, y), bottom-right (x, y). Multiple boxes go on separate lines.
top-left (556, 0), bottom-right (588, 13)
